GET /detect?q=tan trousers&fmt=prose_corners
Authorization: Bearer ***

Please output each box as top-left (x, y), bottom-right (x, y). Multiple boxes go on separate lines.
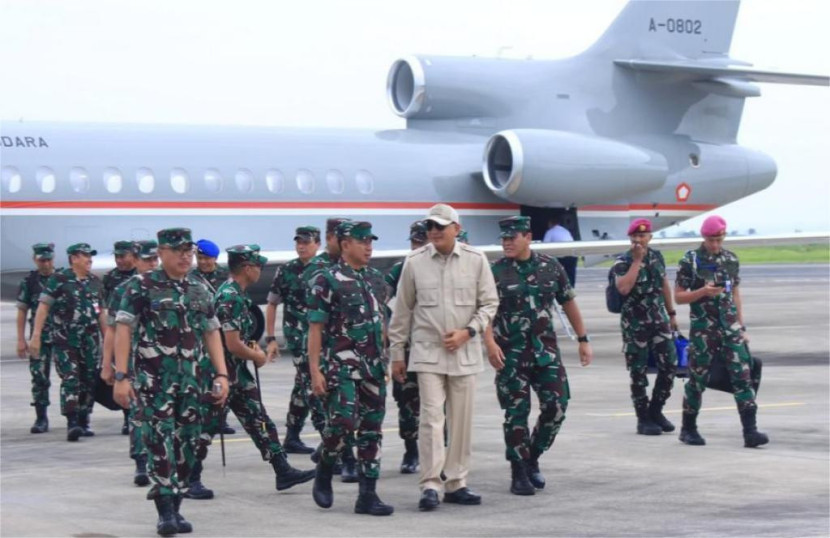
top-left (417, 372), bottom-right (476, 493)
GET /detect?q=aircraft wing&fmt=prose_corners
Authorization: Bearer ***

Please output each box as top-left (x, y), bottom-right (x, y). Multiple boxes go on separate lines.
top-left (614, 59), bottom-right (830, 87)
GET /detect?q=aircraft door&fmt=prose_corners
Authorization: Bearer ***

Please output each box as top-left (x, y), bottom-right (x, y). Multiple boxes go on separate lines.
top-left (519, 206), bottom-right (580, 242)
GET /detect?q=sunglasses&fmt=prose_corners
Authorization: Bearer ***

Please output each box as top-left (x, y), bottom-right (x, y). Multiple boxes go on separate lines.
top-left (426, 221), bottom-right (449, 231)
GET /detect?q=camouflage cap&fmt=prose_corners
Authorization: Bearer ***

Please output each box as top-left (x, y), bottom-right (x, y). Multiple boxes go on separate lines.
top-left (456, 229), bottom-right (469, 244)
top-left (157, 228), bottom-right (193, 248)
top-left (136, 240), bottom-right (159, 259)
top-left (113, 240), bottom-right (138, 256)
top-left (227, 244), bottom-right (268, 267)
top-left (32, 242), bottom-right (55, 260)
top-left (326, 218), bottom-right (351, 235)
top-left (294, 225), bottom-right (321, 242)
top-left (336, 220), bottom-right (378, 241)
top-left (499, 216), bottom-right (532, 238)
top-left (67, 243), bottom-right (98, 256)
top-left (408, 220), bottom-right (428, 243)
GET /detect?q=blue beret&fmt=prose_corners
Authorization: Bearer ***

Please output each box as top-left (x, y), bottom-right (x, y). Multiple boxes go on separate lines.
top-left (196, 239), bottom-right (220, 258)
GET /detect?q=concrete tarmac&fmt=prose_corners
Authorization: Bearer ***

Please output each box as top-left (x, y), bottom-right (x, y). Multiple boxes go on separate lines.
top-left (1, 264), bottom-right (828, 537)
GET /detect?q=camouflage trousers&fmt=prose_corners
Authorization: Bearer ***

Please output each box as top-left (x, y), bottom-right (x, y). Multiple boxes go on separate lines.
top-left (623, 325), bottom-right (677, 410)
top-left (53, 333), bottom-right (99, 417)
top-left (29, 342), bottom-right (54, 408)
top-left (321, 370), bottom-right (386, 479)
top-left (285, 355), bottom-right (327, 435)
top-left (683, 328), bottom-right (756, 415)
top-left (135, 359), bottom-right (201, 499)
top-left (495, 355), bottom-right (570, 462)
top-left (129, 397), bottom-right (145, 460)
top-left (392, 351), bottom-right (419, 440)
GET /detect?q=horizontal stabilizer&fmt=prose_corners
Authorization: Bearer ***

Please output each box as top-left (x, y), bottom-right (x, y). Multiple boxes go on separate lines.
top-left (615, 59), bottom-right (830, 87)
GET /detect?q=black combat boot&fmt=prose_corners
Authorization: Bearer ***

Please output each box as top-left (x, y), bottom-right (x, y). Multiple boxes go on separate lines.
top-left (739, 408), bottom-right (769, 448)
top-left (122, 409), bottom-right (130, 435)
top-left (354, 474), bottom-right (395, 516)
top-left (78, 411), bottom-right (95, 437)
top-left (183, 460), bottom-right (214, 500)
top-left (400, 438), bottom-right (419, 474)
top-left (509, 461), bottom-right (536, 496)
top-left (172, 495), bottom-right (193, 534)
top-left (271, 452), bottom-right (316, 491)
top-left (284, 425), bottom-right (315, 454)
top-left (312, 461), bottom-right (334, 508)
top-left (648, 400), bottom-right (676, 433)
top-left (526, 455), bottom-right (545, 490)
top-left (30, 405), bottom-right (49, 434)
top-left (678, 413), bottom-right (706, 446)
top-left (153, 495), bottom-right (178, 536)
top-left (340, 446), bottom-right (359, 483)
top-left (66, 414), bottom-right (83, 442)
top-left (311, 443), bottom-right (342, 473)
top-left (134, 454), bottom-right (150, 486)
top-left (635, 403), bottom-right (662, 436)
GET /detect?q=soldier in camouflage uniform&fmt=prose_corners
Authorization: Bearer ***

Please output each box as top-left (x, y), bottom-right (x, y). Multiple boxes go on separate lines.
top-left (612, 218), bottom-right (679, 436)
top-left (191, 239), bottom-right (230, 292)
top-left (113, 227), bottom-right (230, 536)
top-left (484, 217), bottom-right (593, 496)
top-left (198, 244), bottom-right (316, 493)
top-left (29, 243), bottom-right (106, 441)
top-left (675, 215), bottom-right (768, 448)
top-left (385, 219), bottom-right (427, 474)
top-left (309, 221), bottom-right (394, 516)
top-left (304, 217), bottom-right (359, 482)
top-left (16, 243), bottom-right (57, 434)
top-left (265, 226), bottom-right (322, 455)
top-left (456, 229), bottom-right (469, 244)
top-left (103, 240), bottom-right (140, 435)
top-left (101, 240), bottom-right (159, 487)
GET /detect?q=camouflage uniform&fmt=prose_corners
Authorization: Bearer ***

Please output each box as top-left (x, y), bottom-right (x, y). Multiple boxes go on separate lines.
top-left (190, 265), bottom-right (229, 294)
top-left (491, 219), bottom-right (573, 464)
top-left (116, 229), bottom-right (219, 500)
top-left (102, 240), bottom-right (138, 305)
top-left (268, 226), bottom-right (326, 435)
top-left (39, 244), bottom-right (104, 421)
top-left (612, 248), bottom-right (677, 413)
top-left (676, 246), bottom-right (755, 417)
top-left (16, 243), bottom-right (57, 411)
top-left (308, 222), bottom-right (389, 479)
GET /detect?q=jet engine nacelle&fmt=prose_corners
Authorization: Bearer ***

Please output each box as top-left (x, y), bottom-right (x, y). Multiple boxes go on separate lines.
top-left (482, 129), bottom-right (668, 207)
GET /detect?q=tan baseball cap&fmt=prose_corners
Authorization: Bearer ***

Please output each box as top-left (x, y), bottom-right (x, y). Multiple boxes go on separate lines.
top-left (425, 203), bottom-right (460, 226)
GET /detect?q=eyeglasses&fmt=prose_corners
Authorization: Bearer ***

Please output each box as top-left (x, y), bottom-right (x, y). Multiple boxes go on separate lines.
top-left (426, 221), bottom-right (448, 231)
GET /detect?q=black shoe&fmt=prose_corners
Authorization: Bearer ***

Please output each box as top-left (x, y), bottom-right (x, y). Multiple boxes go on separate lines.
top-left (636, 406), bottom-right (662, 436)
top-left (172, 495), bottom-right (193, 534)
top-left (418, 489), bottom-right (440, 511)
top-left (400, 438), bottom-right (419, 474)
top-left (31, 405), bottom-right (49, 434)
top-left (66, 414), bottom-right (83, 442)
top-left (740, 408), bottom-right (770, 448)
top-left (134, 455), bottom-right (150, 487)
top-left (526, 458), bottom-right (545, 490)
top-left (648, 402), bottom-right (676, 433)
top-left (78, 412), bottom-right (95, 437)
top-left (312, 461), bottom-right (334, 509)
top-left (443, 487), bottom-right (481, 505)
top-left (679, 413), bottom-right (706, 446)
top-left (284, 426), bottom-right (315, 454)
top-left (221, 424), bottom-right (236, 435)
top-left (354, 475), bottom-right (394, 516)
top-left (184, 480), bottom-right (214, 500)
top-left (509, 461), bottom-right (535, 496)
top-left (340, 449), bottom-right (358, 483)
top-left (272, 453), bottom-right (316, 491)
top-left (122, 410), bottom-right (130, 435)
top-left (153, 496), bottom-right (178, 537)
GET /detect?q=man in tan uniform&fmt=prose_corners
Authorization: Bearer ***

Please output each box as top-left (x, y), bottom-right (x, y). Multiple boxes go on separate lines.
top-left (388, 203), bottom-right (499, 512)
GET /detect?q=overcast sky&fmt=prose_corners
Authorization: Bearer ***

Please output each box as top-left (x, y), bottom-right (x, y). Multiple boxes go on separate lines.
top-left (1, 0), bottom-right (827, 234)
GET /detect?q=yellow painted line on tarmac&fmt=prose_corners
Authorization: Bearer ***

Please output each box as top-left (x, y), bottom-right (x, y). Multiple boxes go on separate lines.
top-left (585, 401), bottom-right (806, 418)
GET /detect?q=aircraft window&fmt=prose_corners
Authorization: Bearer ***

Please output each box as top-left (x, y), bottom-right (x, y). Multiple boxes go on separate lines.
top-left (355, 169), bottom-right (374, 194)
top-left (325, 170), bottom-right (345, 194)
top-left (170, 168), bottom-right (189, 194)
top-left (265, 169), bottom-right (284, 194)
top-left (36, 167), bottom-right (56, 193)
top-left (205, 169), bottom-right (223, 192)
top-left (103, 168), bottom-right (123, 193)
top-left (235, 169), bottom-right (254, 193)
top-left (296, 169), bottom-right (315, 194)
top-left (1, 166), bottom-right (21, 193)
top-left (70, 167), bottom-right (90, 193)
top-left (136, 168), bottom-right (155, 194)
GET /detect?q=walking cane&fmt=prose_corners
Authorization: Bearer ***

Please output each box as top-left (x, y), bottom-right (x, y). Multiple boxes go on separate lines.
top-left (251, 341), bottom-right (267, 433)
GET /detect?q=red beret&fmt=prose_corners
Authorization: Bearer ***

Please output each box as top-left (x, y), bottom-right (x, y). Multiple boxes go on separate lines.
top-left (701, 215), bottom-right (727, 237)
top-left (627, 218), bottom-right (652, 235)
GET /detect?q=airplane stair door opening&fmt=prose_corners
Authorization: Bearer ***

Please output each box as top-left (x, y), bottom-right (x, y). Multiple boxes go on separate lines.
top-left (520, 205), bottom-right (580, 286)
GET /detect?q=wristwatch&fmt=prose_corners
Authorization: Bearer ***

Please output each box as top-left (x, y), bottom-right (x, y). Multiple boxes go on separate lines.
top-left (577, 334), bottom-right (591, 343)
top-left (466, 326), bottom-right (477, 338)
top-left (264, 336), bottom-right (277, 344)
top-left (114, 371), bottom-right (128, 382)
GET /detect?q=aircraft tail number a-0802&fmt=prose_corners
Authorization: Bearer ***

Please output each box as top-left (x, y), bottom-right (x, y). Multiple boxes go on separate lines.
top-left (1, 0), bottom-right (828, 312)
